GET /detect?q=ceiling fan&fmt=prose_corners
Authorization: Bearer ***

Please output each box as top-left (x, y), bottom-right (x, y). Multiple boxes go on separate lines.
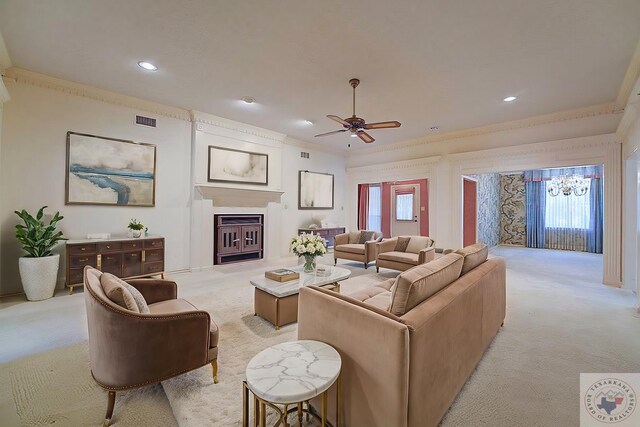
top-left (314, 78), bottom-right (401, 144)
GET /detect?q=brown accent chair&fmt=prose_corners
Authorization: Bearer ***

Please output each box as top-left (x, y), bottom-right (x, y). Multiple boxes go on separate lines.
top-left (84, 267), bottom-right (219, 426)
top-left (375, 235), bottom-right (435, 272)
top-left (333, 230), bottom-right (384, 268)
top-left (298, 243), bottom-right (505, 426)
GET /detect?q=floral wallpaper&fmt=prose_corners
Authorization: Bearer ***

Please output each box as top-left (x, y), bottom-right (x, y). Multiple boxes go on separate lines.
top-left (469, 174), bottom-right (501, 247)
top-left (500, 173), bottom-right (526, 245)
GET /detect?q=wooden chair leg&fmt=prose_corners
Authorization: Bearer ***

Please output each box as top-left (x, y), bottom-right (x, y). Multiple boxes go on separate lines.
top-left (211, 360), bottom-right (219, 384)
top-left (376, 266), bottom-right (379, 273)
top-left (334, 258), bottom-right (337, 265)
top-left (364, 262), bottom-right (368, 269)
top-left (104, 391), bottom-right (115, 427)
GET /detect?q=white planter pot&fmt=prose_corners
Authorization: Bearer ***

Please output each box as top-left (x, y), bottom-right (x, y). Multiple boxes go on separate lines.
top-left (19, 254), bottom-right (60, 301)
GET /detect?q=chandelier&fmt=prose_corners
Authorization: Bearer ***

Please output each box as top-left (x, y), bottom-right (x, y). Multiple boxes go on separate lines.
top-left (547, 174), bottom-right (590, 197)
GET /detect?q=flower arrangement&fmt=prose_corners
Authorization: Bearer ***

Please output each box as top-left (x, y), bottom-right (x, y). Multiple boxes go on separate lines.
top-left (291, 233), bottom-right (327, 272)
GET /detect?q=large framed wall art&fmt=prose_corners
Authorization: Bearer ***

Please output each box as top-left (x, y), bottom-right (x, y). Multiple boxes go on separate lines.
top-left (298, 170), bottom-right (334, 209)
top-left (65, 132), bottom-right (156, 206)
top-left (207, 146), bottom-right (269, 185)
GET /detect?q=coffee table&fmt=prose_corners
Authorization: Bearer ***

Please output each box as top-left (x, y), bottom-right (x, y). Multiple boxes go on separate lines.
top-left (243, 340), bottom-right (342, 427)
top-left (250, 265), bottom-right (350, 330)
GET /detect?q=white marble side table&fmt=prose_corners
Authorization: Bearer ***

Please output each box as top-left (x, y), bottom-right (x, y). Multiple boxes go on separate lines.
top-left (243, 340), bottom-right (342, 427)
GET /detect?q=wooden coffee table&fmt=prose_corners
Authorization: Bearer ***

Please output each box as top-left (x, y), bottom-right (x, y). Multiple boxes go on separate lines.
top-left (250, 265), bottom-right (350, 330)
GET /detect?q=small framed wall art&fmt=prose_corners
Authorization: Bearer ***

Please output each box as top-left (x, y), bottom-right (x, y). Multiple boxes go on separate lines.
top-left (298, 170), bottom-right (334, 210)
top-left (65, 132), bottom-right (156, 206)
top-left (207, 146), bottom-right (269, 185)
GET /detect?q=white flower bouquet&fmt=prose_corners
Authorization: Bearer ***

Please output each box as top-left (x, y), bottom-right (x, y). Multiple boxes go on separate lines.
top-left (290, 233), bottom-right (327, 257)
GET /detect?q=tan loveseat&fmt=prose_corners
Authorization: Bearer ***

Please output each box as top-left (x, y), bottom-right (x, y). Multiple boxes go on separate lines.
top-left (334, 230), bottom-right (384, 268)
top-left (298, 243), bottom-right (505, 427)
top-left (84, 267), bottom-right (219, 426)
top-left (375, 235), bottom-right (435, 272)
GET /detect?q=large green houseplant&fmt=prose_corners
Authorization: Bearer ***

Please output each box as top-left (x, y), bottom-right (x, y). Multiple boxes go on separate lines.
top-left (15, 206), bottom-right (66, 301)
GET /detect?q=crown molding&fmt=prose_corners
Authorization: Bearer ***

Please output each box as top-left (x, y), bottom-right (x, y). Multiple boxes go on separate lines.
top-left (2, 67), bottom-right (192, 121)
top-left (347, 155), bottom-right (441, 175)
top-left (615, 38), bottom-right (640, 111)
top-left (347, 102), bottom-right (620, 157)
top-left (616, 75), bottom-right (640, 143)
top-left (191, 110), bottom-right (286, 143)
top-left (282, 136), bottom-right (342, 156)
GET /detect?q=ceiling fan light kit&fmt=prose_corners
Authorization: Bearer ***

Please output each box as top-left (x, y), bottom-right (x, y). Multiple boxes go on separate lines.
top-left (314, 78), bottom-right (401, 144)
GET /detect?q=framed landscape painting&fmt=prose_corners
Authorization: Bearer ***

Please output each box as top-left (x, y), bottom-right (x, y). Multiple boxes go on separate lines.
top-left (298, 170), bottom-right (334, 209)
top-left (207, 146), bottom-right (268, 185)
top-left (65, 132), bottom-right (156, 206)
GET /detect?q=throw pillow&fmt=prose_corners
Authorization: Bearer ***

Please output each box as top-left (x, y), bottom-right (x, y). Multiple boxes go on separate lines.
top-left (124, 283), bottom-right (150, 314)
top-left (100, 273), bottom-right (140, 312)
top-left (359, 231), bottom-right (375, 244)
top-left (348, 231), bottom-right (360, 244)
top-left (395, 236), bottom-right (411, 252)
top-left (405, 236), bottom-right (433, 254)
top-left (455, 242), bottom-right (488, 275)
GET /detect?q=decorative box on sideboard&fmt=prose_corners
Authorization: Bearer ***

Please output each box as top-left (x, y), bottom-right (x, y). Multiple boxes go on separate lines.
top-left (65, 236), bottom-right (165, 295)
top-left (297, 227), bottom-right (346, 248)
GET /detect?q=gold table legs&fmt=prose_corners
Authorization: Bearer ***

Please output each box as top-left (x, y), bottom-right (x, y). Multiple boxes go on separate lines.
top-left (242, 376), bottom-right (341, 427)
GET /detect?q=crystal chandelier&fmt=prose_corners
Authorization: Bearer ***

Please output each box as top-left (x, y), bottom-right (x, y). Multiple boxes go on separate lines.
top-left (547, 174), bottom-right (590, 197)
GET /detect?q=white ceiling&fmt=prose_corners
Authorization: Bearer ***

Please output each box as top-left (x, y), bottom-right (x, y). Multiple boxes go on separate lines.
top-left (1, 0), bottom-right (639, 150)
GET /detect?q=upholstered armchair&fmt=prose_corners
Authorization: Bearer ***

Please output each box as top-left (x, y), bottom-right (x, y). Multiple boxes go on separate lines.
top-left (376, 236), bottom-right (435, 272)
top-left (334, 230), bottom-right (384, 268)
top-left (84, 267), bottom-right (219, 426)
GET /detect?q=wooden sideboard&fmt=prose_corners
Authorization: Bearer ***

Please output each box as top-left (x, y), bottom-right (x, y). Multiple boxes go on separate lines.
top-left (297, 227), bottom-right (346, 248)
top-left (65, 236), bottom-right (165, 294)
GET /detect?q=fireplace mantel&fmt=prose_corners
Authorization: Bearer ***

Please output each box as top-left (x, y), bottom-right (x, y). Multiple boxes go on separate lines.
top-left (195, 185), bottom-right (284, 208)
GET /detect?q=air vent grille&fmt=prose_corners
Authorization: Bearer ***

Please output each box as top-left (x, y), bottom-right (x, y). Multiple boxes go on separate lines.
top-left (135, 115), bottom-right (157, 128)
top-left (301, 152), bottom-right (310, 159)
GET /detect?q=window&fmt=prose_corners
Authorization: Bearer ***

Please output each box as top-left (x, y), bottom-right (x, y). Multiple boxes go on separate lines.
top-left (396, 193), bottom-right (414, 221)
top-left (367, 185), bottom-right (382, 232)
top-left (544, 181), bottom-right (591, 229)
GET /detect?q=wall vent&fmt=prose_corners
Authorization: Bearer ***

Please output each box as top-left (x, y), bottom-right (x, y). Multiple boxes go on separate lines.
top-left (135, 115), bottom-right (157, 128)
top-left (301, 151), bottom-right (310, 159)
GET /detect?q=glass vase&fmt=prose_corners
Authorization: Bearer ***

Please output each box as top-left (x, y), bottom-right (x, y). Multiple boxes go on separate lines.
top-left (303, 255), bottom-right (317, 273)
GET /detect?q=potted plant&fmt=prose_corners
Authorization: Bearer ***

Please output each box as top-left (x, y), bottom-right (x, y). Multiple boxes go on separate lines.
top-left (15, 206), bottom-right (66, 301)
top-left (128, 219), bottom-right (145, 238)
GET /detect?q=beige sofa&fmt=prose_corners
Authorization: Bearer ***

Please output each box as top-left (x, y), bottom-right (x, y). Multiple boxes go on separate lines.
top-left (375, 235), bottom-right (435, 272)
top-left (334, 230), bottom-right (384, 268)
top-left (298, 243), bottom-right (505, 427)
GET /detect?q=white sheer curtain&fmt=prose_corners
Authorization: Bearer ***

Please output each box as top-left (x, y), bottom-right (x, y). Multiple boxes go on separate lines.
top-left (367, 185), bottom-right (382, 232)
top-left (544, 180), bottom-right (591, 251)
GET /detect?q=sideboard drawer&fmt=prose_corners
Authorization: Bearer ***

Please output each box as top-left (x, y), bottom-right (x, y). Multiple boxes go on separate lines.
top-left (68, 268), bottom-right (84, 285)
top-left (69, 244), bottom-right (97, 255)
top-left (70, 254), bottom-right (97, 268)
top-left (97, 242), bottom-right (122, 252)
top-left (122, 241), bottom-right (143, 250)
top-left (143, 261), bottom-right (164, 275)
top-left (144, 239), bottom-right (164, 249)
top-left (145, 249), bottom-right (164, 263)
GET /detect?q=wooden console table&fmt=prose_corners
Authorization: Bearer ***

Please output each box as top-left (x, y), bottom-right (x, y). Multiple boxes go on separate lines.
top-left (297, 227), bottom-right (346, 248)
top-left (65, 236), bottom-right (165, 295)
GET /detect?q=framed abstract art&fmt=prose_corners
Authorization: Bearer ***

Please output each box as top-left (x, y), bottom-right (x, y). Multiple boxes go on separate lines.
top-left (207, 146), bottom-right (269, 185)
top-left (298, 170), bottom-right (334, 209)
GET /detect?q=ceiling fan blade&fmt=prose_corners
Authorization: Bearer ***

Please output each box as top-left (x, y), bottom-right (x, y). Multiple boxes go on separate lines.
top-left (363, 121), bottom-right (401, 130)
top-left (314, 129), bottom-right (347, 138)
top-left (357, 131), bottom-right (375, 143)
top-left (327, 115), bottom-right (351, 127)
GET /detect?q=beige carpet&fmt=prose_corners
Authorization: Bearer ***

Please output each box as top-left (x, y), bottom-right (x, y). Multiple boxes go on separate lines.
top-left (2, 248), bottom-right (640, 426)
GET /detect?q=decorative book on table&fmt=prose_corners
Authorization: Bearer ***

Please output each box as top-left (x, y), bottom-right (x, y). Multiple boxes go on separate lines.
top-left (265, 269), bottom-right (300, 282)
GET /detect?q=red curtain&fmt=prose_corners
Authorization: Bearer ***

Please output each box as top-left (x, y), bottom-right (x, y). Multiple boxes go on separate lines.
top-left (357, 184), bottom-right (369, 230)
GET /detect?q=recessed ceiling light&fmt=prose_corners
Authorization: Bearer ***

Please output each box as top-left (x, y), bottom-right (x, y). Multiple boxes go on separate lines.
top-left (242, 96), bottom-right (256, 104)
top-left (503, 96), bottom-right (517, 102)
top-left (303, 120), bottom-right (314, 125)
top-left (137, 61), bottom-right (158, 71)
top-left (430, 126), bottom-right (439, 131)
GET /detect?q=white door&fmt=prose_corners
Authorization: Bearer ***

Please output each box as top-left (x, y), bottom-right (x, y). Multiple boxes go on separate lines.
top-left (391, 184), bottom-right (420, 236)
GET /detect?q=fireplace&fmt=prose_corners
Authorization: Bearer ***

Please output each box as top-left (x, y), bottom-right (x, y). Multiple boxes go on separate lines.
top-left (214, 214), bottom-right (264, 265)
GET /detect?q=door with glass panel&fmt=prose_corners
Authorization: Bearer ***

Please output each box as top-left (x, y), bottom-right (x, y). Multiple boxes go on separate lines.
top-left (391, 184), bottom-right (420, 236)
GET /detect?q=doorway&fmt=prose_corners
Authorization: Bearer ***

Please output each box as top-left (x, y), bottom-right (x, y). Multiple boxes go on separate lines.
top-left (623, 151), bottom-right (640, 301)
top-left (463, 177), bottom-right (477, 246)
top-left (391, 184), bottom-right (420, 236)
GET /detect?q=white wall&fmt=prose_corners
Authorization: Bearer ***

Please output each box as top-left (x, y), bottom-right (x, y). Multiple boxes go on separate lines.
top-left (0, 80), bottom-right (192, 295)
